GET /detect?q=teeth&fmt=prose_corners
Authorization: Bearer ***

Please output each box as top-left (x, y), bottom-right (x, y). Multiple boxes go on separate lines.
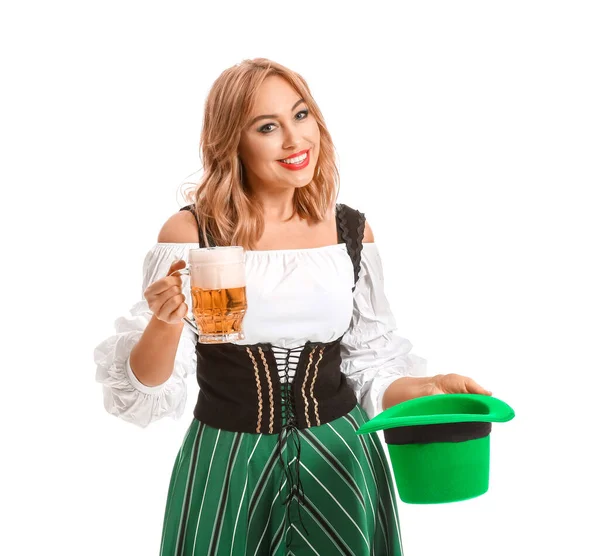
top-left (280, 152), bottom-right (307, 164)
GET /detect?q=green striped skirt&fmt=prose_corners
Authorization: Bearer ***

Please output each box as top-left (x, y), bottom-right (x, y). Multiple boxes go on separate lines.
top-left (159, 402), bottom-right (404, 555)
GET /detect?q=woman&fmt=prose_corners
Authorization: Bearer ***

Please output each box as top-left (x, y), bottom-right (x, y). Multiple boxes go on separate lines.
top-left (94, 58), bottom-right (491, 556)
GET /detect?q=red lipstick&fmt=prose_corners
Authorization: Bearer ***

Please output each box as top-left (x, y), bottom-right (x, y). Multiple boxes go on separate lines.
top-left (277, 149), bottom-right (310, 171)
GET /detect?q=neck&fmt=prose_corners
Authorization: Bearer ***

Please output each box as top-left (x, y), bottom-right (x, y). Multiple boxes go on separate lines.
top-left (251, 187), bottom-right (298, 223)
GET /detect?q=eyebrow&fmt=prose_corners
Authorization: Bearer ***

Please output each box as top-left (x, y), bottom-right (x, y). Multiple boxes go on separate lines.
top-left (248, 98), bottom-right (306, 127)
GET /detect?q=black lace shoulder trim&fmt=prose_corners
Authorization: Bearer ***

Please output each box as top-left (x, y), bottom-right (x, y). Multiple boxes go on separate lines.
top-left (335, 203), bottom-right (366, 292)
top-left (179, 204), bottom-right (216, 247)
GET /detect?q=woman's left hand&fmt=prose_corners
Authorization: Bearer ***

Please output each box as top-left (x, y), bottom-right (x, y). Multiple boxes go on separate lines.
top-left (425, 373), bottom-right (493, 397)
top-left (382, 373), bottom-right (494, 410)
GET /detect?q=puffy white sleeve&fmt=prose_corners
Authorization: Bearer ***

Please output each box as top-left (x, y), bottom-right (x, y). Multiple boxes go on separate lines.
top-left (94, 243), bottom-right (198, 428)
top-left (340, 242), bottom-right (428, 420)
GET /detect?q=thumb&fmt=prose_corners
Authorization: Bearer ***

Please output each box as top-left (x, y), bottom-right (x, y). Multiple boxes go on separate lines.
top-left (167, 259), bottom-right (186, 276)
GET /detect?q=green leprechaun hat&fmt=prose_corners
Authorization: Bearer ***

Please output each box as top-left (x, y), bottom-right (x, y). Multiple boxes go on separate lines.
top-left (356, 393), bottom-right (515, 504)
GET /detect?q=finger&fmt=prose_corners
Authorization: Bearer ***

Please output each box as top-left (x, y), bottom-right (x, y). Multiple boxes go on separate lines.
top-left (166, 302), bottom-right (188, 323)
top-left (146, 275), bottom-right (181, 298)
top-left (145, 262), bottom-right (185, 297)
top-left (464, 377), bottom-right (492, 396)
top-left (153, 286), bottom-right (183, 313)
top-left (158, 293), bottom-right (186, 321)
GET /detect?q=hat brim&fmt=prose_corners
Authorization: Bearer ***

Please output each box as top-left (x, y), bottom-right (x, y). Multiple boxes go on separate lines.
top-left (356, 393), bottom-right (515, 435)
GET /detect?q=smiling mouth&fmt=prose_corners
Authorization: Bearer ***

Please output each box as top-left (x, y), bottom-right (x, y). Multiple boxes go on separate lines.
top-left (276, 150), bottom-right (310, 171)
top-left (278, 149), bottom-right (309, 164)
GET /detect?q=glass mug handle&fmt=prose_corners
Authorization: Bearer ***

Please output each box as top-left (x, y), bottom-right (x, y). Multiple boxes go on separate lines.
top-left (167, 264), bottom-right (197, 335)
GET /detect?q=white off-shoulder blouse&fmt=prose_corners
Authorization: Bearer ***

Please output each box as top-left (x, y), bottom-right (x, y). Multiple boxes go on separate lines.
top-left (93, 242), bottom-right (428, 428)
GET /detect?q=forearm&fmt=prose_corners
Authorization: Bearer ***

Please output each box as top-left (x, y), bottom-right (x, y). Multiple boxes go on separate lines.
top-left (129, 314), bottom-right (185, 387)
top-left (382, 376), bottom-right (436, 410)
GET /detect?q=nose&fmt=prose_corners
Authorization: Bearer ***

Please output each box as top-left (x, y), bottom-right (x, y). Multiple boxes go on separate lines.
top-left (281, 123), bottom-right (302, 150)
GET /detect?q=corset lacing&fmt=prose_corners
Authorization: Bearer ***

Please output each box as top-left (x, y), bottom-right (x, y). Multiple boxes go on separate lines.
top-left (275, 345), bottom-right (311, 543)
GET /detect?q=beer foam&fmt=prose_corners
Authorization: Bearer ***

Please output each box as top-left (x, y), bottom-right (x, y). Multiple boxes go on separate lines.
top-left (189, 246), bottom-right (244, 264)
top-left (188, 247), bottom-right (246, 289)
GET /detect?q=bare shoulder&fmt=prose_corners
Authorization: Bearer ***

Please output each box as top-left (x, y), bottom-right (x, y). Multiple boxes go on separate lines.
top-left (363, 219), bottom-right (375, 243)
top-left (157, 209), bottom-right (199, 243)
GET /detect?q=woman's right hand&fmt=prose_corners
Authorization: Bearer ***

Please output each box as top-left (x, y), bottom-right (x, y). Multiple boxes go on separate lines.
top-left (143, 259), bottom-right (189, 324)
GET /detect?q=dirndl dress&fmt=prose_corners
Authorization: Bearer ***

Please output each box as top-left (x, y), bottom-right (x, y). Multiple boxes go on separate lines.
top-left (159, 401), bottom-right (402, 555)
top-left (93, 203), bottom-right (429, 556)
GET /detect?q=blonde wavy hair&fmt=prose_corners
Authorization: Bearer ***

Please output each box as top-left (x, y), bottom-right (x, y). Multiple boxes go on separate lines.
top-left (181, 57), bottom-right (340, 250)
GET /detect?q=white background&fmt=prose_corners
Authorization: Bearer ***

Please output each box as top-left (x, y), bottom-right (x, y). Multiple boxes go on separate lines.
top-left (2, 1), bottom-right (599, 555)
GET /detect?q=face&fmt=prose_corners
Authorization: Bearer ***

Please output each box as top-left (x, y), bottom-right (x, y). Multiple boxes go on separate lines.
top-left (238, 75), bottom-right (321, 193)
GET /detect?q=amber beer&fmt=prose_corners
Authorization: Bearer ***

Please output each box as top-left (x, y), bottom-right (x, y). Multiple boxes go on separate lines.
top-left (178, 246), bottom-right (247, 343)
top-left (191, 284), bottom-right (247, 339)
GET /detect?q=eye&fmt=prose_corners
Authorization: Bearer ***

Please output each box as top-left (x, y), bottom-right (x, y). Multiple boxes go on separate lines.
top-left (296, 109), bottom-right (309, 120)
top-left (258, 109), bottom-right (310, 134)
top-left (258, 123), bottom-right (276, 134)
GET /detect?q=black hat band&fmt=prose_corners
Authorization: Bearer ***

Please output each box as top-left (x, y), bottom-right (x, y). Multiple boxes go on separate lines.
top-left (383, 421), bottom-right (492, 445)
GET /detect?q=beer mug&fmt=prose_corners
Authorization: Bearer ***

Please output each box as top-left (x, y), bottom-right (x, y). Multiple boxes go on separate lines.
top-left (170, 246), bottom-right (247, 344)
